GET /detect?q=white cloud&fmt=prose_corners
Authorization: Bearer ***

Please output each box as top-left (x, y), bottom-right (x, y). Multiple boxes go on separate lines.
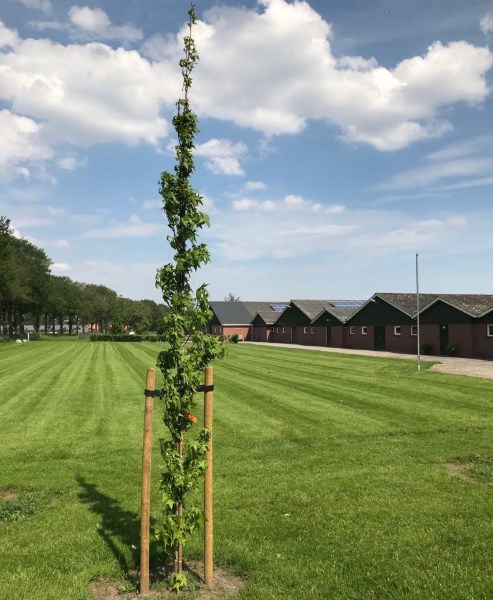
top-left (68, 6), bottom-right (143, 42)
top-left (426, 135), bottom-right (493, 162)
top-left (244, 180), bottom-right (267, 191)
top-left (0, 109), bottom-right (53, 181)
top-left (233, 198), bottom-right (258, 211)
top-left (174, 1), bottom-right (493, 150)
top-left (68, 6), bottom-right (110, 32)
top-left (16, 0), bottom-right (52, 13)
top-left (213, 193), bottom-right (469, 263)
top-left (382, 157), bottom-right (493, 190)
top-left (0, 34), bottom-right (170, 152)
top-left (283, 194), bottom-right (304, 206)
top-left (28, 20), bottom-right (64, 31)
top-left (142, 199), bottom-right (162, 210)
top-left (82, 215), bottom-right (163, 239)
top-left (358, 216), bottom-right (466, 252)
top-left (232, 193), bottom-right (344, 215)
top-left (46, 207), bottom-right (66, 216)
top-left (480, 12), bottom-right (493, 34)
top-left (312, 203), bottom-right (346, 215)
top-left (51, 262), bottom-right (71, 272)
top-left (0, 21), bottom-right (20, 48)
top-left (195, 138), bottom-right (248, 175)
top-left (52, 239), bottom-right (70, 248)
top-left (57, 156), bottom-right (87, 170)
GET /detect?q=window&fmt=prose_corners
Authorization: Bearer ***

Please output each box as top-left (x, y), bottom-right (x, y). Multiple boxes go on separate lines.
top-left (213, 327), bottom-right (216, 334)
top-left (311, 327), bottom-right (315, 334)
top-left (361, 326), bottom-right (368, 335)
top-left (411, 325), bottom-right (418, 336)
top-left (487, 324), bottom-right (493, 337)
top-left (276, 327), bottom-right (279, 333)
top-left (349, 326), bottom-right (356, 335)
top-left (394, 325), bottom-right (401, 336)
top-left (303, 326), bottom-right (308, 334)
top-left (282, 327), bottom-right (286, 333)
top-left (270, 327), bottom-right (274, 332)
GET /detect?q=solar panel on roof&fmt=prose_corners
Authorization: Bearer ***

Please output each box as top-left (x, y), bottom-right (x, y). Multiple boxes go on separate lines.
top-left (330, 300), bottom-right (365, 308)
top-left (271, 303), bottom-right (288, 312)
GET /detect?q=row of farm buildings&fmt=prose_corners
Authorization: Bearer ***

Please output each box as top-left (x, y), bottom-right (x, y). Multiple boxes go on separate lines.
top-left (207, 293), bottom-right (493, 360)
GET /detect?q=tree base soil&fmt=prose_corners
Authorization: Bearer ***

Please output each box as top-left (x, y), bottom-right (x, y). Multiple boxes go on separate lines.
top-left (91, 561), bottom-right (245, 600)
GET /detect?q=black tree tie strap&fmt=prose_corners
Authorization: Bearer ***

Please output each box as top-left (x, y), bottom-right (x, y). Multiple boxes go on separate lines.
top-left (197, 384), bottom-right (214, 393)
top-left (144, 389), bottom-right (164, 398)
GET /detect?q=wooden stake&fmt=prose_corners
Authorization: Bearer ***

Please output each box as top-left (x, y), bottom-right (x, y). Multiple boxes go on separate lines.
top-left (175, 437), bottom-right (184, 577)
top-left (140, 368), bottom-right (155, 596)
top-left (204, 367), bottom-right (214, 589)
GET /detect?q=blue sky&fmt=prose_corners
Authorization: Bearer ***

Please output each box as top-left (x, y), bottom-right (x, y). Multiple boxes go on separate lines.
top-left (1, 0), bottom-right (493, 302)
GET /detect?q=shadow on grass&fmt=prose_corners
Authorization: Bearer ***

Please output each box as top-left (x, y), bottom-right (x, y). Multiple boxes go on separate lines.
top-left (76, 475), bottom-right (161, 580)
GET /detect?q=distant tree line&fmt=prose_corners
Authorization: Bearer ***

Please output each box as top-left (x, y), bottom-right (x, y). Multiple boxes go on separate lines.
top-left (0, 216), bottom-right (168, 338)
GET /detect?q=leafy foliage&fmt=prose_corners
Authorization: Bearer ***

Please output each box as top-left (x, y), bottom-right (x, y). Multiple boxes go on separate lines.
top-left (0, 217), bottom-right (169, 338)
top-left (155, 4), bottom-right (224, 589)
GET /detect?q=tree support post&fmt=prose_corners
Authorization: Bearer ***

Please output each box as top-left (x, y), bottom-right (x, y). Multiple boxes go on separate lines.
top-left (140, 368), bottom-right (155, 596)
top-left (204, 366), bottom-right (214, 589)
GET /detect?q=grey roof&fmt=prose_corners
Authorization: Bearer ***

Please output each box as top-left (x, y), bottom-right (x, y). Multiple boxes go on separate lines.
top-left (375, 293), bottom-right (439, 318)
top-left (243, 301), bottom-right (288, 319)
top-left (431, 294), bottom-right (493, 318)
top-left (369, 293), bottom-right (493, 319)
top-left (209, 301), bottom-right (255, 325)
top-left (209, 301), bottom-right (289, 325)
top-left (290, 300), bottom-right (334, 320)
top-left (291, 299), bottom-right (364, 323)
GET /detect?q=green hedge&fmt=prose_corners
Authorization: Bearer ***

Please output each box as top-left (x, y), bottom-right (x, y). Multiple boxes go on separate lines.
top-left (89, 333), bottom-right (166, 342)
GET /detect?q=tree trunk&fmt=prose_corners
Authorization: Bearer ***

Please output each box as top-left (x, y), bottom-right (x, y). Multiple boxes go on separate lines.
top-left (8, 305), bottom-right (14, 339)
top-left (34, 313), bottom-right (40, 334)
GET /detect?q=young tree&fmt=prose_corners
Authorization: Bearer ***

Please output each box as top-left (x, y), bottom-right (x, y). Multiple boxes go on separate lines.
top-left (155, 4), bottom-right (223, 590)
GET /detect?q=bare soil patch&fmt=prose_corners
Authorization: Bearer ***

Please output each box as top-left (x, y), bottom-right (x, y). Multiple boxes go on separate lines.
top-left (91, 561), bottom-right (244, 600)
top-left (0, 488), bottom-right (20, 501)
top-left (446, 462), bottom-right (493, 485)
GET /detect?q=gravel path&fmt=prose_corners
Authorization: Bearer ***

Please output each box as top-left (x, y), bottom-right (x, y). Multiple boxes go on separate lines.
top-left (245, 341), bottom-right (493, 380)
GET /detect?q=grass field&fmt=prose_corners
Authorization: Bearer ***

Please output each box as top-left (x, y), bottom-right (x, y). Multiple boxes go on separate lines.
top-left (0, 339), bottom-right (492, 599)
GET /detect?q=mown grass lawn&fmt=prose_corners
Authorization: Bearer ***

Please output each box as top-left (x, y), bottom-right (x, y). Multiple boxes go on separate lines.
top-left (0, 339), bottom-right (492, 599)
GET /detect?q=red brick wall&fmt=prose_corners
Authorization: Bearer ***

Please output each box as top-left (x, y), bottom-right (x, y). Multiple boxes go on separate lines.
top-left (270, 326), bottom-right (292, 344)
top-left (385, 325), bottom-right (418, 354)
top-left (252, 326), bottom-right (271, 342)
top-left (313, 326), bottom-right (326, 346)
top-left (472, 323), bottom-right (493, 360)
top-left (331, 326), bottom-right (344, 348)
top-left (419, 324), bottom-right (439, 356)
top-left (344, 325), bottom-right (374, 350)
top-left (223, 326), bottom-right (250, 339)
top-left (293, 325), bottom-right (317, 345)
top-left (449, 324), bottom-right (473, 357)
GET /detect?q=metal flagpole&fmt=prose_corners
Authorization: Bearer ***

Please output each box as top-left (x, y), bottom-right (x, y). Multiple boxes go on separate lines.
top-left (416, 253), bottom-right (421, 372)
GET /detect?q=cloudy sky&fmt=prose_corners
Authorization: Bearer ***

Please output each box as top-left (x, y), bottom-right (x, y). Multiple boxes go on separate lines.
top-left (1, 0), bottom-right (493, 302)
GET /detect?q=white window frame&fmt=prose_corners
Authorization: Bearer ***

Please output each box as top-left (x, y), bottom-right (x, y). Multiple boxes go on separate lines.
top-left (361, 326), bottom-right (368, 335)
top-left (311, 327), bottom-right (315, 334)
top-left (282, 327), bottom-right (285, 333)
top-left (303, 326), bottom-right (308, 334)
top-left (349, 326), bottom-right (356, 335)
top-left (270, 327), bottom-right (275, 332)
top-left (394, 325), bottom-right (401, 336)
top-left (411, 325), bottom-right (418, 336)
top-left (276, 327), bottom-right (279, 333)
top-left (487, 324), bottom-right (493, 337)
